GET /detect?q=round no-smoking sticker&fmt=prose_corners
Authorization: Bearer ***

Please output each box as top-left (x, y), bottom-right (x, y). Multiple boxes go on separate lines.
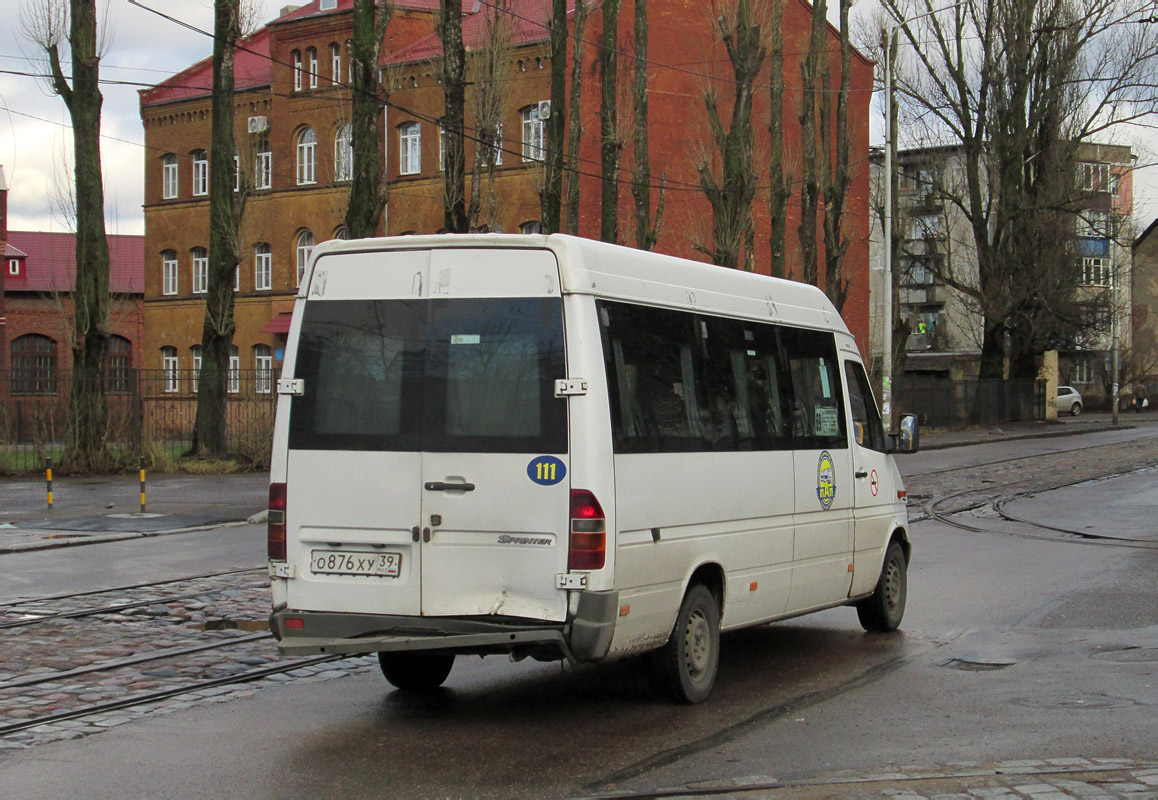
top-left (870, 469), bottom-right (879, 497)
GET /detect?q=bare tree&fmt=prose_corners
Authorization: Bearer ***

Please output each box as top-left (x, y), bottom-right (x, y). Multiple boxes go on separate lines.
top-left (796, 0), bottom-right (824, 288)
top-left (880, 0), bottom-right (1158, 380)
top-left (541, 0), bottom-right (568, 233)
top-left (192, 0), bottom-right (246, 457)
top-left (22, 0), bottom-right (112, 470)
top-left (630, 0), bottom-right (664, 251)
top-left (599, 0), bottom-right (622, 243)
top-left (467, 1), bottom-right (514, 232)
top-left (820, 0), bottom-right (854, 312)
top-left (439, 0), bottom-right (469, 233)
top-left (564, 0), bottom-right (589, 235)
top-left (767, 0), bottom-right (792, 279)
top-left (345, 0), bottom-right (392, 239)
top-left (696, 0), bottom-right (767, 270)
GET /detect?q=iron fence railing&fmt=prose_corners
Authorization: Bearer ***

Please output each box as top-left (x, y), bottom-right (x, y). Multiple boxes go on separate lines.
top-left (0, 368), bottom-right (278, 473)
top-left (895, 377), bottom-right (1044, 429)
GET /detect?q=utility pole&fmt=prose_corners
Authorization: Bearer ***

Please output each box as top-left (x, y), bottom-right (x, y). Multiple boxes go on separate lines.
top-left (881, 26), bottom-right (896, 433)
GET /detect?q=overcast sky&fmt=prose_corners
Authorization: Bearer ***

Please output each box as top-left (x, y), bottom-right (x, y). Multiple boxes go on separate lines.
top-left (0, 0), bottom-right (1155, 238)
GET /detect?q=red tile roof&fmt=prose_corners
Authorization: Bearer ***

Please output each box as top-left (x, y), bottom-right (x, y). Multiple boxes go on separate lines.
top-left (139, 26), bottom-right (275, 108)
top-left (4, 232), bottom-right (144, 295)
top-left (4, 242), bottom-right (27, 259)
top-left (390, 0), bottom-right (569, 64)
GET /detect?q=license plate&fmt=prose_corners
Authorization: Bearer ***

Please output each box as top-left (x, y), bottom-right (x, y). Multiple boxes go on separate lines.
top-left (310, 550), bottom-right (402, 578)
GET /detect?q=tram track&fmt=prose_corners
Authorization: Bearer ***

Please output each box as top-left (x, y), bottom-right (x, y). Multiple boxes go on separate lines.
top-left (0, 566), bottom-right (265, 609)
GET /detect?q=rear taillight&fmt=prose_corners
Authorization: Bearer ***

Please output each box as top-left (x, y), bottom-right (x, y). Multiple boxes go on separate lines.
top-left (268, 482), bottom-right (287, 561)
top-left (569, 489), bottom-right (606, 570)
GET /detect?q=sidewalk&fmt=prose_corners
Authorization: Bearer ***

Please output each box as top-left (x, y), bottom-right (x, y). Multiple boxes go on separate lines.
top-left (1, 411), bottom-right (1153, 554)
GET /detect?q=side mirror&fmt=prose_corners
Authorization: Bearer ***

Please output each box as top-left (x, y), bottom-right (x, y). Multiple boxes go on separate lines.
top-left (898, 413), bottom-right (920, 453)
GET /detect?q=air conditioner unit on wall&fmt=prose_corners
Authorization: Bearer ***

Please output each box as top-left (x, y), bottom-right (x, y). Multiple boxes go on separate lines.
top-left (538, 100), bottom-right (551, 120)
top-left (248, 116), bottom-right (269, 134)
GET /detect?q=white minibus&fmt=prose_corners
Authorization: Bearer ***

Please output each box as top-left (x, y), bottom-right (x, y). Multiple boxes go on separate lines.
top-left (268, 234), bottom-right (918, 703)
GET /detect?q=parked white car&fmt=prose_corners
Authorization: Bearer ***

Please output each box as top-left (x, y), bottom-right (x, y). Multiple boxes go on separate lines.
top-left (1057, 385), bottom-right (1083, 416)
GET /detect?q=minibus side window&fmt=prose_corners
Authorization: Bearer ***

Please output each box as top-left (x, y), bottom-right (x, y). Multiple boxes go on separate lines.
top-left (844, 361), bottom-right (886, 452)
top-left (781, 327), bottom-right (847, 450)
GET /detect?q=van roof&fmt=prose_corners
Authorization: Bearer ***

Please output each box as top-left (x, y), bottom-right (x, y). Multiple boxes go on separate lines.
top-left (308, 233), bottom-right (850, 337)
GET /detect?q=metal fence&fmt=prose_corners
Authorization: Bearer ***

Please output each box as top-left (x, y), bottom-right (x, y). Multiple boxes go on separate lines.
top-left (895, 378), bottom-right (1044, 429)
top-left (0, 368), bottom-right (278, 473)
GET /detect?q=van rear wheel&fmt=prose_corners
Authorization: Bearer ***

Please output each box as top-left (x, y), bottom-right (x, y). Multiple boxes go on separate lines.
top-left (648, 584), bottom-right (720, 704)
top-left (856, 540), bottom-right (907, 632)
top-left (377, 652), bottom-right (455, 692)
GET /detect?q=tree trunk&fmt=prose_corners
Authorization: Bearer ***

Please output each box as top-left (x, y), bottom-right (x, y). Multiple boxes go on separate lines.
top-left (630, 0), bottom-right (662, 251)
top-left (345, 0), bottom-right (391, 239)
top-left (565, 0), bottom-right (588, 235)
top-left (797, 0), bottom-right (820, 288)
top-left (48, 0), bottom-right (111, 470)
top-left (541, 0), bottom-right (567, 233)
top-left (599, 0), bottom-right (621, 244)
top-left (768, 0), bottom-right (790, 279)
top-left (440, 0), bottom-right (468, 233)
top-left (192, 0), bottom-right (243, 458)
top-left (821, 0), bottom-right (852, 312)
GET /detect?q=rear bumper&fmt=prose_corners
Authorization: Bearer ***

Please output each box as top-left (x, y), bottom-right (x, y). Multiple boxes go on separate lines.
top-left (271, 589), bottom-right (619, 663)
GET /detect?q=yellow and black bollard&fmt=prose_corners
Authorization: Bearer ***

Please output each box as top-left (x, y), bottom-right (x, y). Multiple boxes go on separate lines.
top-left (139, 457), bottom-right (147, 513)
top-left (46, 456), bottom-right (53, 511)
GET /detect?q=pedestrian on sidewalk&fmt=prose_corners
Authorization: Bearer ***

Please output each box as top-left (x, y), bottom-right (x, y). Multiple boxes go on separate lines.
top-left (1133, 382), bottom-right (1148, 413)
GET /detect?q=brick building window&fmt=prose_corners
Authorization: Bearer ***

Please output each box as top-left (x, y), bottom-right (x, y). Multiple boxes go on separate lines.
top-left (255, 242), bottom-right (272, 290)
top-left (229, 345), bottom-right (240, 394)
top-left (399, 122), bottom-right (421, 175)
top-left (297, 128), bottom-right (317, 185)
top-left (256, 138), bottom-right (272, 190)
top-left (520, 220), bottom-right (542, 234)
top-left (292, 50), bottom-right (302, 91)
top-left (307, 47), bottom-right (319, 89)
top-left (108, 335), bottom-right (131, 393)
top-left (191, 345), bottom-right (201, 392)
top-left (521, 104), bottom-right (545, 161)
top-left (331, 43), bottom-right (341, 84)
top-left (335, 123), bottom-right (353, 182)
top-left (162, 346), bottom-right (179, 393)
top-left (255, 344), bottom-right (273, 394)
top-left (12, 334), bottom-right (56, 395)
top-left (192, 247), bottom-right (209, 294)
top-left (297, 230), bottom-right (315, 286)
top-left (1080, 257), bottom-right (1111, 287)
top-left (162, 153), bottom-right (178, 199)
top-left (192, 150), bottom-right (209, 196)
top-left (161, 250), bottom-right (178, 295)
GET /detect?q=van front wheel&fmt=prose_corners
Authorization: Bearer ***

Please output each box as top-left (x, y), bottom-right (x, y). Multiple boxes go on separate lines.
top-left (649, 584), bottom-right (720, 704)
top-left (856, 540), bottom-right (907, 632)
top-left (377, 651), bottom-right (455, 692)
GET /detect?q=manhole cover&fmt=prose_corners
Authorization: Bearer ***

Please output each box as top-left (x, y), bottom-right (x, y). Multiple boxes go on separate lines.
top-left (940, 657), bottom-right (1015, 671)
top-left (1092, 647), bottom-right (1158, 664)
top-left (1013, 693), bottom-right (1136, 710)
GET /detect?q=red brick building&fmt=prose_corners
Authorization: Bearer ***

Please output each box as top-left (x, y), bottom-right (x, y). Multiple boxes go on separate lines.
top-left (0, 173), bottom-right (144, 392)
top-left (140, 0), bottom-right (873, 378)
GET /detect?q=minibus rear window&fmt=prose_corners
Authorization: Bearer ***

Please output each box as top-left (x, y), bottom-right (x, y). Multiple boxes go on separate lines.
top-left (289, 297), bottom-right (566, 453)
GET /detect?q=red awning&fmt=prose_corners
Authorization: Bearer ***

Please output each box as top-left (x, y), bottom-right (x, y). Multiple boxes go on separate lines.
top-left (261, 312), bottom-right (293, 335)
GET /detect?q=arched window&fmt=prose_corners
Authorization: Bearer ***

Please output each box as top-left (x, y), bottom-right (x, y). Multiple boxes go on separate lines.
top-left (330, 43), bottom-right (341, 84)
top-left (306, 47), bottom-right (319, 89)
top-left (191, 344), bottom-right (202, 392)
top-left (192, 149), bottom-right (209, 196)
top-left (162, 153), bottom-right (178, 199)
top-left (399, 122), bottom-right (421, 175)
top-left (162, 346), bottom-right (179, 393)
top-left (334, 227), bottom-right (349, 240)
top-left (521, 105), bottom-right (545, 161)
top-left (292, 49), bottom-right (303, 91)
top-left (108, 335), bottom-right (132, 393)
top-left (254, 344), bottom-right (273, 394)
top-left (296, 230), bottom-right (315, 287)
top-left (520, 220), bottom-right (543, 235)
top-left (161, 249), bottom-right (178, 295)
top-left (255, 137), bottom-right (272, 190)
top-left (191, 247), bottom-right (208, 294)
top-left (254, 242), bottom-right (272, 290)
top-left (297, 128), bottom-right (317, 185)
top-left (335, 123), bottom-right (353, 182)
top-left (12, 334), bottom-right (56, 394)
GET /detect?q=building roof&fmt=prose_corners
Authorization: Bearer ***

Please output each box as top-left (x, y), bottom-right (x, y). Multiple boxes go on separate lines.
top-left (390, 0), bottom-right (572, 64)
top-left (4, 242), bottom-right (28, 259)
top-left (140, 26), bottom-right (275, 108)
top-left (4, 232), bottom-right (144, 295)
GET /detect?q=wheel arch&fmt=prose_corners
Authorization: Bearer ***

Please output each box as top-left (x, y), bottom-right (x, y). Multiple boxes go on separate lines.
top-left (687, 561), bottom-right (726, 616)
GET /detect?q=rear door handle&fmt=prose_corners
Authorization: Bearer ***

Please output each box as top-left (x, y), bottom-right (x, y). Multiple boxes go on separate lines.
top-left (424, 481), bottom-right (476, 492)
top-left (855, 470), bottom-right (869, 479)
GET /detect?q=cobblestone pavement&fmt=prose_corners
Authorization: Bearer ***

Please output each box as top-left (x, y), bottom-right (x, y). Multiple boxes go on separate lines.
top-left (634, 760), bottom-right (1158, 799)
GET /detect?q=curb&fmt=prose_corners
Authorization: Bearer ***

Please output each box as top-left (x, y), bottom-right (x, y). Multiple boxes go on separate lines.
top-left (919, 423), bottom-right (1129, 450)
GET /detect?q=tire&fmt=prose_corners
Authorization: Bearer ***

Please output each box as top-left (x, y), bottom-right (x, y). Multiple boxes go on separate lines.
top-left (856, 540), bottom-right (907, 632)
top-left (1071, 402), bottom-right (1082, 416)
top-left (377, 651), bottom-right (455, 692)
top-left (648, 584), bottom-right (720, 704)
